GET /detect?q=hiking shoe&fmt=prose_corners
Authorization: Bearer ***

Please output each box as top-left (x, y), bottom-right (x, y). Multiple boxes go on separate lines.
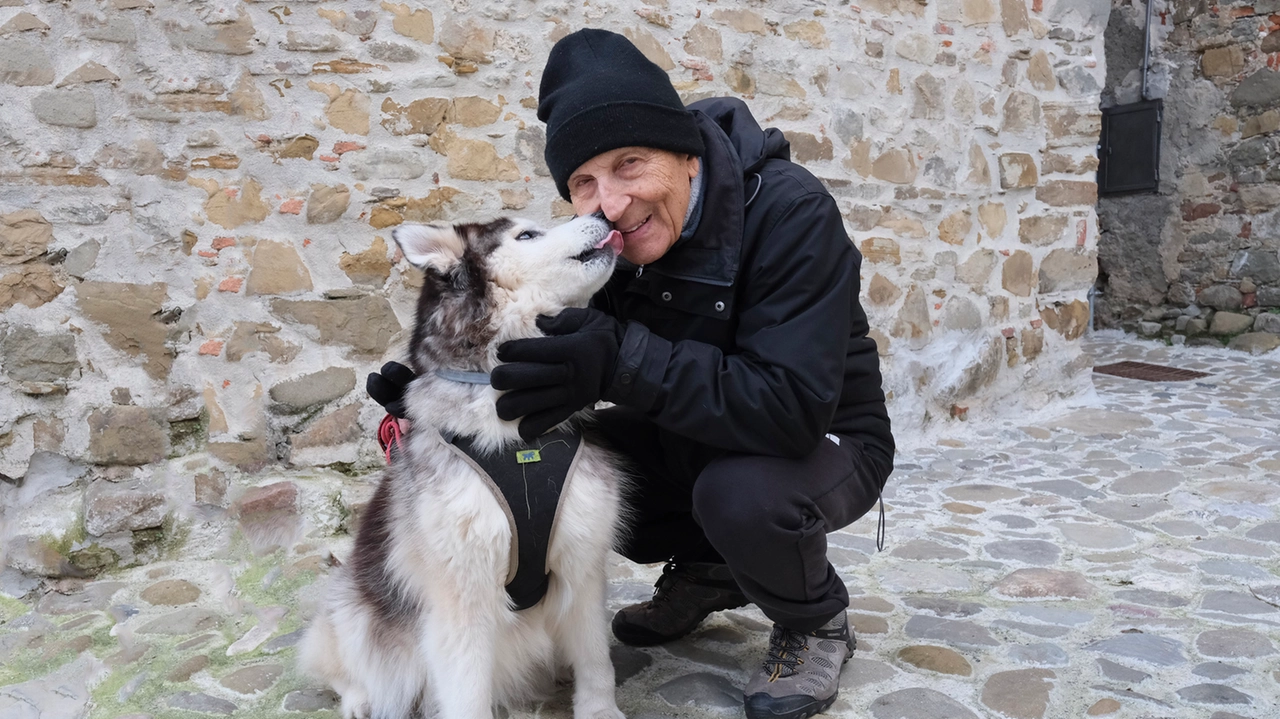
top-left (743, 613), bottom-right (856, 719)
top-left (611, 562), bottom-right (749, 647)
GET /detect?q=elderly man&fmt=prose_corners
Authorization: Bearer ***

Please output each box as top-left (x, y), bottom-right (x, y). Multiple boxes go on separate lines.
top-left (371, 29), bottom-right (893, 719)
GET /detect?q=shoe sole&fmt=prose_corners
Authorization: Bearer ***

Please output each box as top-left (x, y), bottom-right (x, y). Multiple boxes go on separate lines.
top-left (743, 691), bottom-right (838, 719)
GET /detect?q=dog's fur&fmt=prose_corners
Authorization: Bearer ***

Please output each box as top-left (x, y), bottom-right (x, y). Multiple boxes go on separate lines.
top-left (299, 216), bottom-right (628, 719)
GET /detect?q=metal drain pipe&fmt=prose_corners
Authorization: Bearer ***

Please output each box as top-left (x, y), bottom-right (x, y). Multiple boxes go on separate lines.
top-left (1088, 285), bottom-right (1100, 333)
top-left (1141, 0), bottom-right (1154, 99)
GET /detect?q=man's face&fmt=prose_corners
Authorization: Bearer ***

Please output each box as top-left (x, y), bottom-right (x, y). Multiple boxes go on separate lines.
top-left (567, 147), bottom-right (700, 266)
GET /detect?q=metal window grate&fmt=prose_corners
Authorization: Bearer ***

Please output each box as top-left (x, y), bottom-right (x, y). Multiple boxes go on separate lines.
top-left (1098, 99), bottom-right (1162, 196)
top-left (1093, 361), bottom-right (1210, 382)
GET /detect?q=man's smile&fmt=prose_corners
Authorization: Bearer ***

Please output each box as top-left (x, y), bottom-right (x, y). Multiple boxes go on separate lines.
top-left (619, 215), bottom-right (652, 236)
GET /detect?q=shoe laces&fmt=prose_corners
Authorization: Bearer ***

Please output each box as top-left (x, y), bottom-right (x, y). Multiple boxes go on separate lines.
top-left (652, 561), bottom-right (688, 604)
top-left (762, 625), bottom-right (808, 681)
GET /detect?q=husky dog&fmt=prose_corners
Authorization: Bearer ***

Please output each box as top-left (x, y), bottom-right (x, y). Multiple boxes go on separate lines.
top-left (299, 215), bottom-right (628, 719)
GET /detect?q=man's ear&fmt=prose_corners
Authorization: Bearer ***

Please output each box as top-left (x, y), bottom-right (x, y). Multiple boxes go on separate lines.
top-left (391, 223), bottom-right (465, 273)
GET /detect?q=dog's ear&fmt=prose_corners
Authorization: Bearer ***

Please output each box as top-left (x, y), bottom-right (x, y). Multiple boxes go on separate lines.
top-left (391, 224), bottom-right (465, 273)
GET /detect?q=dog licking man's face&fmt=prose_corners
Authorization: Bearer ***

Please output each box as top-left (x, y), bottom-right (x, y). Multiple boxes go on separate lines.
top-left (390, 215), bottom-right (622, 369)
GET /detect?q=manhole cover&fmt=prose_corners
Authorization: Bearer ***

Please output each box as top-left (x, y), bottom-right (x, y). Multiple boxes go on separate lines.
top-left (1093, 361), bottom-right (1211, 382)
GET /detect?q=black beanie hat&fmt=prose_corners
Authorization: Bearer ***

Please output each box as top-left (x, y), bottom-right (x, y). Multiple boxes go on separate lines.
top-left (538, 29), bottom-right (705, 200)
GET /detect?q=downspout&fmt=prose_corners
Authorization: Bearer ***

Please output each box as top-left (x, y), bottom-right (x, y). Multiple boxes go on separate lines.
top-left (1141, 0), bottom-right (1154, 100)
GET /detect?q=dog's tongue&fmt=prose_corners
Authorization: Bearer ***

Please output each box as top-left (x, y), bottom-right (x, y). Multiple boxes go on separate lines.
top-left (594, 230), bottom-right (624, 257)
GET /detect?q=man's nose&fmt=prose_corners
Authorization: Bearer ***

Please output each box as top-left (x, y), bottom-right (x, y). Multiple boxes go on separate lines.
top-left (598, 189), bottom-right (631, 223)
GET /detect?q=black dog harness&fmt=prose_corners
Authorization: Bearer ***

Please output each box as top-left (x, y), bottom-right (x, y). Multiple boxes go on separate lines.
top-left (439, 428), bottom-right (584, 611)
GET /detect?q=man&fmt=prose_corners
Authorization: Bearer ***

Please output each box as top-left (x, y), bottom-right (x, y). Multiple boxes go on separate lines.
top-left (370, 29), bottom-right (893, 719)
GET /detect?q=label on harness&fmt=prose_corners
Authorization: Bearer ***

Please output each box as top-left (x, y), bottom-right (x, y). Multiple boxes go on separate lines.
top-left (515, 449), bottom-right (541, 464)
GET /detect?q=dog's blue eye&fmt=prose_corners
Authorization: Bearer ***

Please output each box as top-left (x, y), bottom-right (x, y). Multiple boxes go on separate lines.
top-left (516, 230), bottom-right (537, 240)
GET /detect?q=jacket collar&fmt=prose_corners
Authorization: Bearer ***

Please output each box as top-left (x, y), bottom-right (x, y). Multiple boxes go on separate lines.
top-left (644, 110), bottom-right (743, 287)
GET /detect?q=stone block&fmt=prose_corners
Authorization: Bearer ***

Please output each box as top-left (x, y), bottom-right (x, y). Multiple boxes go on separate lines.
top-left (291, 403), bottom-right (362, 450)
top-left (235, 482), bottom-right (298, 518)
top-left (165, 12), bottom-right (255, 55)
top-left (1231, 69), bottom-right (1280, 108)
top-left (684, 23), bottom-right (723, 61)
top-left (1003, 91), bottom-right (1041, 134)
top-left (1232, 249), bottom-right (1280, 283)
top-left (893, 285), bottom-right (931, 344)
top-left (340, 236), bottom-right (393, 286)
top-left (1036, 180), bottom-right (1097, 206)
top-left (194, 469), bottom-right (228, 506)
top-left (1138, 321), bottom-right (1162, 336)
top-left (938, 210), bottom-right (972, 245)
top-left (999, 153), bottom-right (1038, 189)
top-left (867, 274), bottom-right (902, 305)
top-left (1019, 214), bottom-right (1068, 246)
top-left (1255, 313), bottom-right (1280, 333)
top-left (346, 148), bottom-right (425, 181)
top-left (1056, 66), bottom-right (1099, 97)
top-left (871, 148), bottom-right (917, 183)
top-left (1044, 103), bottom-right (1101, 146)
top-left (84, 478), bottom-right (166, 535)
top-left (1039, 248), bottom-right (1097, 293)
top-left (956, 249), bottom-right (998, 289)
top-left (1227, 332), bottom-right (1280, 354)
top-left (0, 326), bottom-right (78, 382)
top-left (1199, 284), bottom-right (1243, 311)
top-left (860, 237), bottom-right (901, 265)
top-left (380, 97), bottom-right (449, 135)
top-left (64, 240), bottom-right (100, 279)
top-left (1239, 185), bottom-right (1280, 213)
top-left (87, 406), bottom-right (168, 466)
top-left (246, 240), bottom-right (313, 296)
top-left (911, 73), bottom-right (946, 120)
top-left (1027, 50), bottom-right (1055, 90)
top-left (269, 367), bottom-right (356, 412)
top-left (894, 33), bottom-right (936, 66)
top-left (1203, 46), bottom-right (1245, 79)
top-left (1002, 250), bottom-right (1035, 296)
top-left (1242, 109), bottom-right (1280, 138)
top-left (32, 89), bottom-right (97, 128)
top-left (943, 297), bottom-right (982, 330)
top-left (978, 202), bottom-right (1007, 237)
top-left (981, 669), bottom-right (1055, 719)
top-left (1209, 311), bottom-right (1254, 336)
top-left (1, 264), bottom-right (64, 311)
top-left (0, 38), bottom-right (54, 85)
top-left (307, 185), bottom-right (350, 224)
top-left (789, 133), bottom-right (834, 163)
top-left (1039, 300), bottom-right (1090, 340)
top-left (1, 209), bottom-right (53, 263)
top-left (271, 295), bottom-right (401, 355)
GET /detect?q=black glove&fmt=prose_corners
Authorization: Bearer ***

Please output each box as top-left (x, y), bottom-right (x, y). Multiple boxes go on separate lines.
top-left (367, 361), bottom-right (415, 418)
top-left (491, 308), bottom-right (625, 441)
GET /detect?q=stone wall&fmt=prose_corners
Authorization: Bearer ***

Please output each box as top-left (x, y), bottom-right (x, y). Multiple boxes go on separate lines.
top-left (1, 1), bottom-right (1106, 576)
top-left (1097, 0), bottom-right (1280, 354)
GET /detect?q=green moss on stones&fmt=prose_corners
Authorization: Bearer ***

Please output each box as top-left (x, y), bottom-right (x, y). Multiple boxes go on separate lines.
top-left (168, 409), bottom-right (210, 458)
top-left (0, 594), bottom-right (30, 623)
top-left (67, 544), bottom-right (120, 574)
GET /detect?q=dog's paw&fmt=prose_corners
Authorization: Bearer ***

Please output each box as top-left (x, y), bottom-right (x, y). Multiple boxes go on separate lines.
top-left (340, 694), bottom-right (371, 719)
top-left (574, 705), bottom-right (626, 719)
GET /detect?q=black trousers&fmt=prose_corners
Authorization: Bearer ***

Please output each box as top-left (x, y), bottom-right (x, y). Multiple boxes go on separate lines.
top-left (590, 407), bottom-right (891, 633)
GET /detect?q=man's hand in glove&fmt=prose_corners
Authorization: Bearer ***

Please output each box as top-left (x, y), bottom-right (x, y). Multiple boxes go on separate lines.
top-left (491, 308), bottom-right (625, 441)
top-left (367, 361), bottom-right (415, 418)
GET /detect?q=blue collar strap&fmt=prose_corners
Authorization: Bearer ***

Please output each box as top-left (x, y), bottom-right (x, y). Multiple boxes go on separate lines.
top-left (434, 368), bottom-right (492, 385)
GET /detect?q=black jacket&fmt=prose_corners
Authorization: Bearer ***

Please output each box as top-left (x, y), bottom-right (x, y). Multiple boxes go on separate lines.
top-left (597, 98), bottom-right (894, 475)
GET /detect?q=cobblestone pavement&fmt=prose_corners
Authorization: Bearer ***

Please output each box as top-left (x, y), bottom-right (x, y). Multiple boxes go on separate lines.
top-left (2, 333), bottom-right (1277, 719)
